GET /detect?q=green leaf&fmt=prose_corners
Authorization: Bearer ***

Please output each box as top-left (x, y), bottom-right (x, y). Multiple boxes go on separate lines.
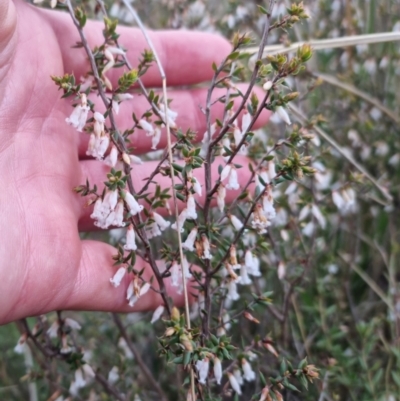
top-left (259, 371), bottom-right (267, 386)
top-left (257, 5), bottom-right (270, 15)
top-left (183, 351), bottom-right (192, 368)
top-left (285, 382), bottom-right (300, 392)
top-left (280, 359), bottom-right (287, 375)
top-left (227, 51), bottom-right (240, 61)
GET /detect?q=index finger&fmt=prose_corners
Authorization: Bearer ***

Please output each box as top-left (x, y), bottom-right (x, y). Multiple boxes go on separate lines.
top-left (40, 7), bottom-right (231, 87)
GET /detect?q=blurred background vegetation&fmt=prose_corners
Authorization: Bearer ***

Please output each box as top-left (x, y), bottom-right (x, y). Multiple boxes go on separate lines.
top-left (2, 0), bottom-right (400, 400)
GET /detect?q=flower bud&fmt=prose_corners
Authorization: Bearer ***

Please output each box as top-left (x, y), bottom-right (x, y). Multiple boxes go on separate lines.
top-left (171, 307), bottom-right (180, 322)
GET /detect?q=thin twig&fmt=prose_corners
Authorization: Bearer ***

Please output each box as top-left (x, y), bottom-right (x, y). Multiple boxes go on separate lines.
top-left (118, 2), bottom-right (196, 397)
top-left (112, 313), bottom-right (167, 401)
top-left (245, 31), bottom-right (400, 57)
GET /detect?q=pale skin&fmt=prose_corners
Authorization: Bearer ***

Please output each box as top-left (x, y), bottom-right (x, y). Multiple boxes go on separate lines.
top-left (0, 0), bottom-right (270, 324)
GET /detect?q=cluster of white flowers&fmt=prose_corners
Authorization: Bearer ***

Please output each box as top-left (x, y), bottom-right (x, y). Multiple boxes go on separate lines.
top-left (126, 278), bottom-right (151, 307)
top-left (220, 164), bottom-right (240, 190)
top-left (145, 212), bottom-right (171, 238)
top-left (332, 187), bottom-right (357, 215)
top-left (91, 190), bottom-right (126, 229)
top-left (65, 93), bottom-right (90, 132)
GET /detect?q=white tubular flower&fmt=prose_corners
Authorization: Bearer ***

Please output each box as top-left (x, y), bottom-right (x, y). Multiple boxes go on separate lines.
top-left (140, 282), bottom-right (151, 297)
top-left (69, 381), bottom-right (80, 397)
top-left (263, 80), bottom-right (273, 91)
top-left (233, 369), bottom-right (244, 386)
top-left (267, 160), bottom-right (276, 181)
top-left (228, 372), bottom-right (242, 395)
top-left (195, 358), bottom-right (210, 385)
top-left (234, 125), bottom-right (243, 148)
top-left (93, 112), bottom-right (105, 137)
top-left (302, 221), bottom-right (314, 237)
top-left (170, 261), bottom-right (181, 288)
top-left (240, 264), bottom-right (252, 285)
top-left (130, 154), bottom-right (143, 165)
top-left (47, 321), bottom-right (60, 338)
top-left (299, 205), bottom-right (311, 221)
top-left (127, 280), bottom-right (150, 307)
top-left (139, 119), bottom-right (154, 135)
top-left (82, 364), bottom-right (95, 381)
top-left (227, 279), bottom-right (240, 301)
top-left (245, 250), bottom-right (261, 277)
top-left (247, 351), bottom-right (258, 361)
top-left (110, 267), bottom-right (126, 287)
top-left (103, 210), bottom-right (117, 229)
top-left (64, 318), bottom-right (82, 331)
top-left (86, 133), bottom-right (96, 156)
top-left (277, 261), bottom-right (286, 280)
top-left (151, 128), bottom-right (162, 150)
top-left (171, 208), bottom-right (188, 232)
top-left (65, 94), bottom-right (90, 132)
top-left (113, 201), bottom-right (125, 227)
top-left (182, 227), bottom-right (198, 251)
top-left (107, 366), bottom-right (120, 384)
top-left (79, 75), bottom-right (94, 92)
top-left (227, 166), bottom-right (239, 190)
top-left (146, 221), bottom-right (162, 239)
top-left (118, 337), bottom-right (134, 359)
top-left (202, 122), bottom-right (217, 144)
top-left (118, 93), bottom-right (134, 101)
top-left (312, 204), bottom-right (326, 229)
top-left (230, 214), bottom-right (243, 231)
top-left (182, 255), bottom-right (192, 278)
top-left (251, 204), bottom-right (270, 234)
top-left (123, 191), bottom-right (143, 215)
top-left (217, 184), bottom-right (226, 212)
top-left (242, 358), bottom-right (256, 381)
top-left (262, 190), bottom-right (276, 220)
top-left (332, 190), bottom-right (345, 209)
top-left (222, 311), bottom-right (231, 331)
top-left (153, 212), bottom-right (171, 231)
top-left (60, 334), bottom-right (72, 354)
top-left (275, 106), bottom-right (291, 125)
top-left (124, 225), bottom-right (137, 251)
top-left (126, 280), bottom-right (134, 301)
top-left (14, 334), bottom-right (28, 354)
top-left (103, 48), bottom-right (115, 73)
top-left (160, 104), bottom-right (178, 128)
top-left (112, 93), bottom-right (134, 115)
top-left (213, 357), bottom-right (222, 385)
top-left (107, 46), bottom-right (126, 56)
top-left (220, 164), bottom-right (232, 182)
top-left (151, 305), bottom-right (165, 324)
top-left (201, 234), bottom-right (212, 260)
top-left (186, 194), bottom-right (197, 219)
top-left (104, 145), bottom-right (118, 167)
top-left (74, 368), bottom-right (86, 389)
top-left (241, 110), bottom-right (252, 134)
top-left (192, 177), bottom-right (202, 196)
top-left (97, 134), bottom-right (110, 160)
top-left (107, 190), bottom-right (119, 212)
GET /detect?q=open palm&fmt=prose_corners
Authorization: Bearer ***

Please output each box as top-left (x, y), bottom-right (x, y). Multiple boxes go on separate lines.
top-left (0, 0), bottom-right (269, 324)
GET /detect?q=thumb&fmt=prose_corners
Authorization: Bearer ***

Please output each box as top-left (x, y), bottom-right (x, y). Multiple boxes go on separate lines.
top-left (0, 0), bottom-right (17, 84)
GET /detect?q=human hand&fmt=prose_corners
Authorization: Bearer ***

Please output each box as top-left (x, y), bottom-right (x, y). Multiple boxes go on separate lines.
top-left (0, 0), bottom-right (269, 324)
